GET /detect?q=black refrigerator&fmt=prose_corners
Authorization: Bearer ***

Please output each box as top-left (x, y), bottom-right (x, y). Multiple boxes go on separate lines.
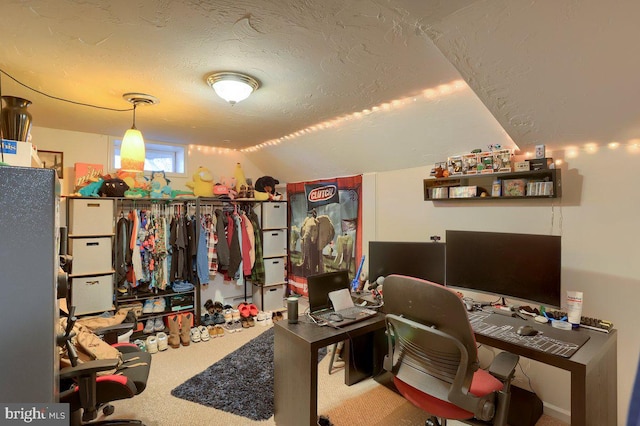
top-left (0, 166), bottom-right (60, 402)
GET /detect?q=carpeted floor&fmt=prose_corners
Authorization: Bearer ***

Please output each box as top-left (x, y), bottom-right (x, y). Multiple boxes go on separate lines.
top-left (170, 328), bottom-right (327, 421)
top-left (105, 324), bottom-right (568, 425)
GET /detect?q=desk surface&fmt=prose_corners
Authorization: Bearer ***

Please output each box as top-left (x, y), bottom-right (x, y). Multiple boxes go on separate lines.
top-left (274, 313), bottom-right (386, 349)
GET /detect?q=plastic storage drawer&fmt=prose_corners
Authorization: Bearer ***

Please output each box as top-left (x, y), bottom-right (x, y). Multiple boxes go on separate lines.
top-left (71, 274), bottom-right (114, 315)
top-left (68, 198), bottom-right (114, 236)
top-left (261, 202), bottom-right (287, 229)
top-left (252, 283), bottom-right (286, 311)
top-left (262, 229), bottom-right (287, 257)
top-left (264, 258), bottom-right (286, 285)
top-left (69, 237), bottom-right (113, 276)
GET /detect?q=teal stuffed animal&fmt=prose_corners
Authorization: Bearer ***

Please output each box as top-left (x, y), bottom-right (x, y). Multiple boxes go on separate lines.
top-left (78, 178), bottom-right (104, 197)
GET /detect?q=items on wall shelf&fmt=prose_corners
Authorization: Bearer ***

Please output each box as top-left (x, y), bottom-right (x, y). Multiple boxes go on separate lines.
top-left (423, 169), bottom-right (562, 201)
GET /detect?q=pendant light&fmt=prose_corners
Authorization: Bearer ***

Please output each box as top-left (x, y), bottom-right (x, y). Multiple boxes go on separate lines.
top-left (120, 93), bottom-right (158, 172)
top-left (206, 72), bottom-right (260, 105)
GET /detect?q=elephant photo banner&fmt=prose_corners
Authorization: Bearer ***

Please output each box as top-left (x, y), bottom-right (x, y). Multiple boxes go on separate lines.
top-left (287, 175), bottom-right (362, 297)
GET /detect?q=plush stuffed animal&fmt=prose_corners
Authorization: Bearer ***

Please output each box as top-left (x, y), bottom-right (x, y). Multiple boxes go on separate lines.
top-left (98, 178), bottom-right (129, 197)
top-left (78, 178), bottom-right (104, 197)
top-left (255, 175), bottom-right (280, 200)
top-left (148, 171), bottom-right (172, 198)
top-left (186, 166), bottom-right (214, 197)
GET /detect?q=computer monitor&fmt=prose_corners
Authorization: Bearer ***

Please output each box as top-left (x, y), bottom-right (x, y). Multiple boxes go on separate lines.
top-left (307, 270), bottom-right (351, 313)
top-left (445, 230), bottom-right (561, 308)
top-left (368, 241), bottom-right (446, 285)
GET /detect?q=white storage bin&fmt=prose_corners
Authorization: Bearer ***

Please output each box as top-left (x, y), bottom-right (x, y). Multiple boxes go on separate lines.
top-left (71, 274), bottom-right (114, 315)
top-left (69, 237), bottom-right (113, 275)
top-left (68, 198), bottom-right (114, 236)
top-left (264, 257), bottom-right (286, 285)
top-left (263, 229), bottom-right (287, 257)
top-left (252, 283), bottom-right (286, 311)
top-left (261, 202), bottom-right (287, 229)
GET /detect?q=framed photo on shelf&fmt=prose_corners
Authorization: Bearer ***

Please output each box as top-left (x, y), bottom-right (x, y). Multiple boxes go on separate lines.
top-left (39, 150), bottom-right (64, 179)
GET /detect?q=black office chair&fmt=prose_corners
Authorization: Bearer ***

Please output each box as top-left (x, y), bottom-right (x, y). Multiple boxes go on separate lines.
top-left (382, 275), bottom-right (519, 426)
top-left (58, 307), bottom-right (151, 425)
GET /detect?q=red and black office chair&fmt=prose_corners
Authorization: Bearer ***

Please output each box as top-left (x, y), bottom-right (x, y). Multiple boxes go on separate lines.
top-left (382, 275), bottom-right (519, 426)
top-left (58, 307), bottom-right (151, 425)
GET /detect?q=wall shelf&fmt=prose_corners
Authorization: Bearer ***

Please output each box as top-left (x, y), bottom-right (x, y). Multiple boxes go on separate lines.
top-left (424, 169), bottom-right (561, 201)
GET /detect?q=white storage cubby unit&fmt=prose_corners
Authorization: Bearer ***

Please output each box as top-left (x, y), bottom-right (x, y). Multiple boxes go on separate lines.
top-left (253, 201), bottom-right (288, 311)
top-left (67, 198), bottom-right (115, 315)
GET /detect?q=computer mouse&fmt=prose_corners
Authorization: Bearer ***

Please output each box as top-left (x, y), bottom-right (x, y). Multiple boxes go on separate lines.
top-left (517, 325), bottom-right (539, 336)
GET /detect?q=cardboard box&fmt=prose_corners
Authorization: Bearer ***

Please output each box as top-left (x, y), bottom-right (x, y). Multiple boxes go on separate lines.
top-left (526, 157), bottom-right (553, 170)
top-left (1, 139), bottom-right (40, 167)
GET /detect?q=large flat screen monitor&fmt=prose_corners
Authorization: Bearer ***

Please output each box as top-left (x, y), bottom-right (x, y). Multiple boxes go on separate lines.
top-left (368, 241), bottom-right (445, 285)
top-left (445, 230), bottom-right (561, 308)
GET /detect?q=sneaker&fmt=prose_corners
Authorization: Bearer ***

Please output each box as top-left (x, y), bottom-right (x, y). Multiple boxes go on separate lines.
top-left (152, 298), bottom-right (166, 313)
top-left (198, 325), bottom-right (210, 342)
top-left (190, 327), bottom-right (201, 343)
top-left (256, 311), bottom-right (267, 326)
top-left (154, 317), bottom-right (165, 332)
top-left (156, 332), bottom-right (168, 351)
top-left (207, 325), bottom-right (217, 338)
top-left (213, 312), bottom-right (226, 324)
top-left (146, 336), bottom-right (158, 354)
top-left (265, 311), bottom-right (273, 326)
top-left (142, 299), bottom-right (154, 314)
top-left (223, 309), bottom-right (233, 323)
top-left (143, 319), bottom-right (155, 334)
top-left (233, 320), bottom-right (243, 332)
top-left (133, 339), bottom-right (147, 352)
top-left (215, 325), bottom-right (225, 337)
top-left (223, 322), bottom-right (236, 334)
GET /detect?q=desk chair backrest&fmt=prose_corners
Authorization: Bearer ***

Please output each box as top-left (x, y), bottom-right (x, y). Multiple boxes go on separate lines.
top-left (383, 274), bottom-right (497, 421)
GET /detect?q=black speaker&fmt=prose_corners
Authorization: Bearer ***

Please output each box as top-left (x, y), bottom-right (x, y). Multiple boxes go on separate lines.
top-left (507, 386), bottom-right (543, 426)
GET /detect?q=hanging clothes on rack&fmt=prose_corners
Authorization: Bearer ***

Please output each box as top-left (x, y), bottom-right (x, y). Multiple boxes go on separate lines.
top-left (215, 208), bottom-right (230, 272)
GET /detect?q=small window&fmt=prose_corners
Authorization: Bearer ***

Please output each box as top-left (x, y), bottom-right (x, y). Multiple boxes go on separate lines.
top-left (110, 138), bottom-right (186, 176)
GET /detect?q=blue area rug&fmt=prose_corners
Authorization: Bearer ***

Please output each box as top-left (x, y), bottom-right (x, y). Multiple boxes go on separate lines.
top-left (171, 328), bottom-right (327, 421)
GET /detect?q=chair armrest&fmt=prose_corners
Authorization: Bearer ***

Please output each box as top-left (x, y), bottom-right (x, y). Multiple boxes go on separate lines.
top-left (488, 351), bottom-right (519, 382)
top-left (59, 359), bottom-right (120, 381)
top-left (94, 323), bottom-right (134, 344)
top-left (93, 323), bottom-right (134, 336)
top-left (112, 342), bottom-right (141, 354)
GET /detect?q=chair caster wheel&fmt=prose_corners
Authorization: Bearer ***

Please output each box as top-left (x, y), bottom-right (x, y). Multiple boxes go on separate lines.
top-left (426, 417), bottom-right (441, 426)
top-left (102, 404), bottom-right (115, 416)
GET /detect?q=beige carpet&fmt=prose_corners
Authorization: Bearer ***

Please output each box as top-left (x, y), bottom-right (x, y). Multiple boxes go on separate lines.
top-left (104, 324), bottom-right (567, 425)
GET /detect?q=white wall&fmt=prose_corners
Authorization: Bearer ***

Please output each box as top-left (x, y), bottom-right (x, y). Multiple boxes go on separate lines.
top-left (30, 126), bottom-right (268, 196)
top-left (365, 146), bottom-right (640, 423)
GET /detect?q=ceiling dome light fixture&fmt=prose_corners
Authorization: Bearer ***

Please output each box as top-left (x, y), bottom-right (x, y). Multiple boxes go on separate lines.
top-left (206, 72), bottom-right (260, 105)
top-left (120, 92), bottom-right (158, 172)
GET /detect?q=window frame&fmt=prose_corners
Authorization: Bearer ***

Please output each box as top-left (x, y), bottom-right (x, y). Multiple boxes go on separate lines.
top-left (109, 136), bottom-right (187, 177)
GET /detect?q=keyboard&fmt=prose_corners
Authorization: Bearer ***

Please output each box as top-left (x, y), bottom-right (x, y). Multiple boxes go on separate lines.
top-left (544, 310), bottom-right (614, 333)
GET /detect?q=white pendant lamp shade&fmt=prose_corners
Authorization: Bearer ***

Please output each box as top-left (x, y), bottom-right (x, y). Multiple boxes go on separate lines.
top-left (120, 128), bottom-right (145, 172)
top-left (206, 72), bottom-right (260, 105)
top-left (119, 93), bottom-right (158, 172)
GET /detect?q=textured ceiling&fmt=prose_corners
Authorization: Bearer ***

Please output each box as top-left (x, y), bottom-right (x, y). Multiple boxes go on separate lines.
top-left (4, 0), bottom-right (633, 181)
top-left (0, 0), bottom-right (477, 149)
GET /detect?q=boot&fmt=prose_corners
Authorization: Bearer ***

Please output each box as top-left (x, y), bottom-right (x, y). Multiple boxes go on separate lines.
top-left (180, 312), bottom-right (193, 346)
top-left (167, 315), bottom-right (181, 349)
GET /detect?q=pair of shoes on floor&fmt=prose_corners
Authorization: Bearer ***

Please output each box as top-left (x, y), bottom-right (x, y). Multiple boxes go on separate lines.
top-left (207, 325), bottom-right (225, 338)
top-left (191, 326), bottom-right (211, 343)
top-left (142, 297), bottom-right (166, 314)
top-left (272, 311), bottom-right (284, 322)
top-left (143, 317), bottom-right (165, 334)
top-left (146, 332), bottom-right (169, 353)
top-left (241, 316), bottom-right (255, 328)
top-left (238, 302), bottom-right (259, 318)
top-left (223, 321), bottom-right (243, 333)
